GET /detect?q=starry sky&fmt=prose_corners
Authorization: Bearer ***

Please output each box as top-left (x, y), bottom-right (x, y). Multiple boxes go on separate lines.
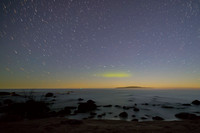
top-left (0, 0), bottom-right (200, 89)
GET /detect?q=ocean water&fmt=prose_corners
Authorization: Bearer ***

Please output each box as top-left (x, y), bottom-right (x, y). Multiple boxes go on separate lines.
top-left (0, 88), bottom-right (200, 121)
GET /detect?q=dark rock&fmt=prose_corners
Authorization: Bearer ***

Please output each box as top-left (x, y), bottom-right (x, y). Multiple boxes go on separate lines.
top-left (194, 112), bottom-right (200, 114)
top-left (192, 100), bottom-right (200, 105)
top-left (103, 105), bottom-right (112, 107)
top-left (182, 104), bottom-right (191, 106)
top-left (108, 112), bottom-right (113, 114)
top-left (78, 98), bottom-right (84, 101)
top-left (145, 114), bottom-right (150, 117)
top-left (131, 119), bottom-right (138, 122)
top-left (132, 115), bottom-right (136, 117)
top-left (90, 112), bottom-right (97, 116)
top-left (101, 113), bottom-right (106, 116)
top-left (0, 92), bottom-right (10, 96)
top-left (114, 115), bottom-right (118, 118)
top-left (64, 106), bottom-right (76, 110)
top-left (119, 112), bottom-right (128, 118)
top-left (142, 103), bottom-right (149, 105)
top-left (87, 100), bottom-right (95, 104)
top-left (57, 109), bottom-right (71, 116)
top-left (161, 105), bottom-right (174, 109)
top-left (97, 115), bottom-right (102, 118)
top-left (45, 92), bottom-right (54, 97)
top-left (4, 99), bottom-right (13, 104)
top-left (10, 92), bottom-right (20, 96)
top-left (133, 107), bottom-right (140, 112)
top-left (141, 117), bottom-right (147, 120)
top-left (115, 105), bottom-right (121, 108)
top-left (6, 100), bottom-right (50, 119)
top-left (175, 112), bottom-right (200, 120)
top-left (152, 116), bottom-right (164, 120)
top-left (77, 100), bottom-right (97, 113)
top-left (25, 100), bottom-right (50, 118)
top-left (88, 115), bottom-right (95, 119)
top-left (123, 106), bottom-right (131, 110)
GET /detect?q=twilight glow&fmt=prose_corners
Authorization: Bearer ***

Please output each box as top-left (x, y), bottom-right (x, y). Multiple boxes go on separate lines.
top-left (0, 0), bottom-right (200, 89)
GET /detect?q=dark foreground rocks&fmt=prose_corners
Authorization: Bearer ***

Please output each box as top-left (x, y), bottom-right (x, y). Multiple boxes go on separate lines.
top-left (192, 100), bottom-right (200, 105)
top-left (175, 112), bottom-right (200, 120)
top-left (77, 100), bottom-right (97, 113)
top-left (119, 112), bottom-right (128, 118)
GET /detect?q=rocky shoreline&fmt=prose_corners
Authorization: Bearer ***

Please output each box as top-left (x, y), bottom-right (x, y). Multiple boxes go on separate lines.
top-left (1, 91), bottom-right (200, 122)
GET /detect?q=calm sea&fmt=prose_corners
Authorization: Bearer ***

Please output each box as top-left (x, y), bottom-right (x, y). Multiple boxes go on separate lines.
top-left (1, 88), bottom-right (200, 121)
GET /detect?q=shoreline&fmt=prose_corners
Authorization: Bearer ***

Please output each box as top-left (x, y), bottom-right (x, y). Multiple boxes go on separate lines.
top-left (1, 117), bottom-right (200, 133)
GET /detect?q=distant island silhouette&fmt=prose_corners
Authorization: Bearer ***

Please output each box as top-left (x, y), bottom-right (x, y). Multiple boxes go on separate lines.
top-left (116, 86), bottom-right (144, 89)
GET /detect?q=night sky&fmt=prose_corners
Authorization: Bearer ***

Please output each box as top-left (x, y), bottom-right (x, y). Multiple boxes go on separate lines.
top-left (0, 0), bottom-right (200, 89)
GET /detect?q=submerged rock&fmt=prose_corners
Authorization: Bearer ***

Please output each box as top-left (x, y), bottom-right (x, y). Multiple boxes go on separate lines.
top-left (192, 100), bottom-right (200, 105)
top-left (123, 106), bottom-right (132, 110)
top-left (64, 106), bottom-right (76, 110)
top-left (161, 105), bottom-right (174, 109)
top-left (78, 98), bottom-right (84, 101)
top-left (115, 105), bottom-right (121, 108)
top-left (175, 112), bottom-right (199, 120)
top-left (90, 112), bottom-right (97, 116)
top-left (141, 117), bottom-right (147, 120)
top-left (182, 104), bottom-right (191, 106)
top-left (152, 116), bottom-right (164, 121)
top-left (103, 105), bottom-right (112, 107)
top-left (119, 112), bottom-right (128, 118)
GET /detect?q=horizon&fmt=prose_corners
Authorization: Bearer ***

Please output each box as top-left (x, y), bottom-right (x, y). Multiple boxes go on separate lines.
top-left (0, 0), bottom-right (200, 89)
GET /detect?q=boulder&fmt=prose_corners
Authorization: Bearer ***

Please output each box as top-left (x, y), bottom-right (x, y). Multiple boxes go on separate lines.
top-left (192, 100), bottom-right (200, 105)
top-left (133, 107), bottom-right (140, 112)
top-left (175, 112), bottom-right (199, 120)
top-left (132, 115), bottom-right (136, 117)
top-left (77, 100), bottom-right (97, 113)
top-left (119, 112), bottom-right (128, 118)
top-left (45, 93), bottom-right (54, 97)
top-left (152, 116), bottom-right (164, 120)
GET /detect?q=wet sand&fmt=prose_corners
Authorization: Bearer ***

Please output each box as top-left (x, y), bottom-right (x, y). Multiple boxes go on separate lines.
top-left (0, 117), bottom-right (200, 133)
